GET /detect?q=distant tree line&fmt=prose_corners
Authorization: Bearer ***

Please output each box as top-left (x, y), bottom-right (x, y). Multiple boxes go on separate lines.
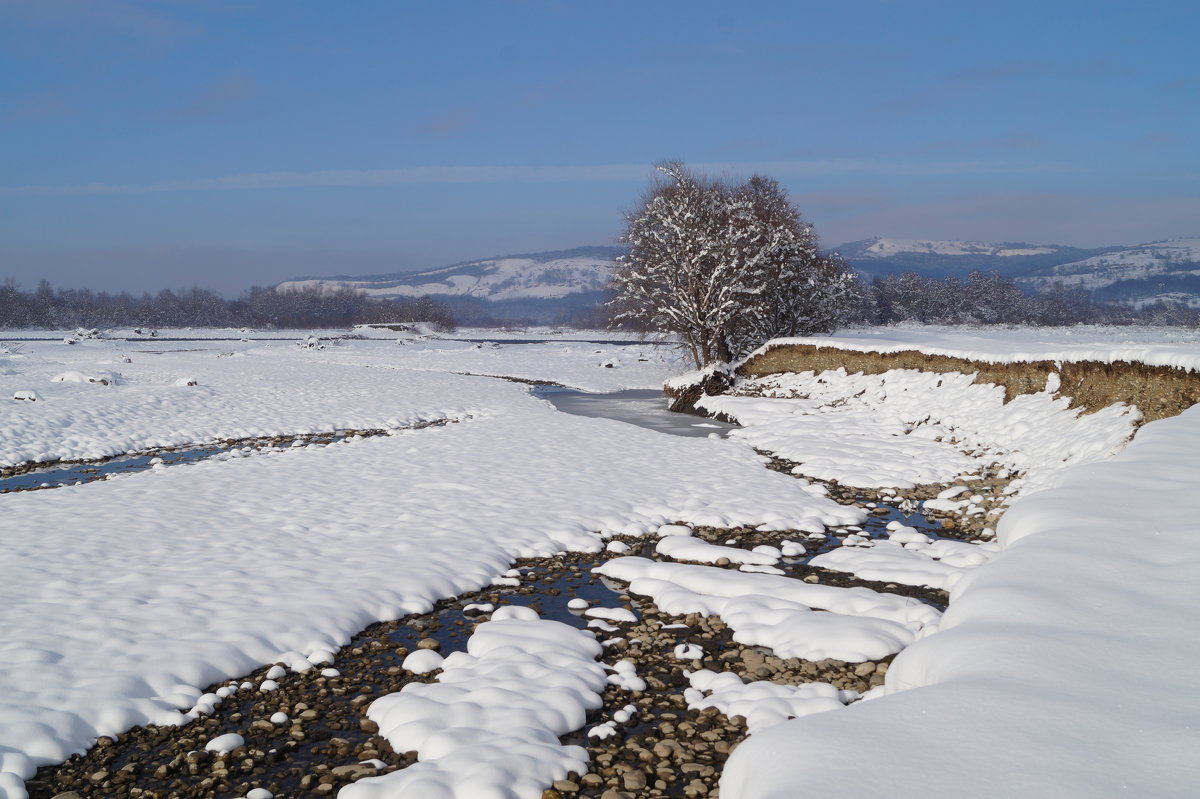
top-left (861, 271), bottom-right (1200, 327)
top-left (4, 266), bottom-right (1195, 336)
top-left (0, 280), bottom-right (456, 331)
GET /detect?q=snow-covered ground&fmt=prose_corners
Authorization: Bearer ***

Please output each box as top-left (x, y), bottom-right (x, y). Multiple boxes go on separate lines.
top-left (0, 332), bottom-right (855, 798)
top-left (1, 325), bottom-right (1197, 799)
top-left (0, 333), bottom-right (667, 468)
top-left (723, 401), bottom-right (1200, 798)
top-left (702, 326), bottom-right (1200, 798)
top-left (699, 368), bottom-right (1137, 494)
top-left (758, 324), bottom-right (1200, 371)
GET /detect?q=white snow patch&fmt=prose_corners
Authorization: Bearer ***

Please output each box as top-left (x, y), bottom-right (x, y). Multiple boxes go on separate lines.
top-left (343, 606), bottom-right (606, 799)
top-left (685, 669), bottom-right (856, 733)
top-left (584, 606), bottom-right (638, 624)
top-left (655, 536), bottom-right (779, 566)
top-left (401, 650), bottom-right (445, 675)
top-left (597, 558), bottom-right (938, 662)
top-left (204, 732), bottom-right (244, 754)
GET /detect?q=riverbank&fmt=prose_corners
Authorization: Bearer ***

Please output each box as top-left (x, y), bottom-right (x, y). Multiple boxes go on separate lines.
top-left (664, 327), bottom-right (1200, 798)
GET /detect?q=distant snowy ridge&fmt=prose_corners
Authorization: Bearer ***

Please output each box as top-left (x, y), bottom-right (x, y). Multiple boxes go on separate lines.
top-left (277, 246), bottom-right (622, 302)
top-left (843, 237), bottom-right (1059, 258)
top-left (832, 237), bottom-right (1102, 282)
top-left (1017, 237), bottom-right (1200, 292)
top-left (277, 236), bottom-right (1200, 311)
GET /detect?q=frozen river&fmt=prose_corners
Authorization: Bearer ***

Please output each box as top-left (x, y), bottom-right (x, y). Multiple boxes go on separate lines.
top-left (532, 385), bottom-right (736, 438)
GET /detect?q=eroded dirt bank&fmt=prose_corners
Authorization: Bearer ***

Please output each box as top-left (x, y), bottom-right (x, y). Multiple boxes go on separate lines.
top-left (668, 342), bottom-right (1200, 423)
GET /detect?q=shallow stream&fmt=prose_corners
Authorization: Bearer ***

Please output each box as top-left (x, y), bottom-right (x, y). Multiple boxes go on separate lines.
top-left (23, 381), bottom-right (964, 799)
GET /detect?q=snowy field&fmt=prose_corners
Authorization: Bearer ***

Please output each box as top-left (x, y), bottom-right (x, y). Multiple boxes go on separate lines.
top-left (767, 323), bottom-right (1200, 370)
top-left (1, 326), bottom-right (1197, 798)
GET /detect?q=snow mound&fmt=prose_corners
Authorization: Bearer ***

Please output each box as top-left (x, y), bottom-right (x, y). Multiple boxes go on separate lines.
top-left (685, 669), bottom-right (856, 733)
top-left (343, 606), bottom-right (606, 799)
top-left (597, 558), bottom-right (938, 662)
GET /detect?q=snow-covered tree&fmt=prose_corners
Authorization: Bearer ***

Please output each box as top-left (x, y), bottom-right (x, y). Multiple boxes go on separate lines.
top-left (610, 162), bottom-right (854, 367)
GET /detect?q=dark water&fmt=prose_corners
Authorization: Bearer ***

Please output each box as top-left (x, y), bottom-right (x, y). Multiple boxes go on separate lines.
top-left (0, 433), bottom-right (376, 494)
top-left (0, 445), bottom-right (232, 493)
top-left (532, 385), bottom-right (737, 438)
top-left (4, 334), bottom-right (668, 345)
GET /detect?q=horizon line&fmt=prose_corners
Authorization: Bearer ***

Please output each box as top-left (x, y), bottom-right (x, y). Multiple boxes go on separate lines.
top-left (1, 158), bottom-right (1070, 196)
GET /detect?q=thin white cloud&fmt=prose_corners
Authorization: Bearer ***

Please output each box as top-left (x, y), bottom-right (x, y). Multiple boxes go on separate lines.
top-left (2, 159), bottom-right (1068, 196)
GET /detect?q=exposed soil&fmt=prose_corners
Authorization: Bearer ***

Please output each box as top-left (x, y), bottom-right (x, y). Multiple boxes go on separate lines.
top-left (735, 343), bottom-right (1200, 423)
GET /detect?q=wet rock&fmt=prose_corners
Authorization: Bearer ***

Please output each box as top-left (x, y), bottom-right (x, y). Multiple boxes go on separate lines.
top-left (621, 769), bottom-right (647, 791)
top-left (331, 764), bottom-right (376, 780)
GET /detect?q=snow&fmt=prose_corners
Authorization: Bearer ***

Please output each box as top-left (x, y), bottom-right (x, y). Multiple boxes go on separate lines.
top-left (723, 404), bottom-right (1200, 799)
top-left (2, 326), bottom-right (1197, 799)
top-left (810, 541), bottom-right (969, 591)
top-left (596, 558), bottom-right (938, 662)
top-left (583, 606), bottom-right (638, 624)
top-left (342, 606), bottom-right (607, 799)
top-left (605, 659), bottom-right (646, 692)
top-left (701, 367), bottom-right (1136, 493)
top-left (655, 535), bottom-right (781, 566)
top-left (1018, 237), bottom-right (1200, 291)
top-left (756, 324), bottom-right (1200, 372)
top-left (204, 732), bottom-right (245, 754)
top-left (402, 650), bottom-right (445, 674)
top-left (854, 238), bottom-right (1057, 257)
top-left (0, 336), bottom-right (861, 796)
top-left (0, 336), bottom-right (678, 469)
top-left (806, 524), bottom-right (998, 592)
top-left (277, 253), bottom-right (616, 302)
top-left (684, 670), bottom-right (856, 733)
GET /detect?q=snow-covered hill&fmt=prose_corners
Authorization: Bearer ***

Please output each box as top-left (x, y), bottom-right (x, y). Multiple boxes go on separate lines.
top-left (844, 238), bottom-right (1060, 259)
top-left (834, 237), bottom-right (1098, 280)
top-left (278, 246), bottom-right (622, 302)
top-left (276, 236), bottom-right (1200, 320)
top-left (1016, 238), bottom-right (1200, 306)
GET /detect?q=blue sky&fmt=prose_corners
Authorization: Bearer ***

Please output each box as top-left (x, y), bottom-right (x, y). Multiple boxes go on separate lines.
top-left (2, 0), bottom-right (1197, 294)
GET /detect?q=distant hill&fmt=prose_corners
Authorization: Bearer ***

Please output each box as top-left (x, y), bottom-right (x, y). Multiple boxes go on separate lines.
top-left (278, 237), bottom-right (1200, 323)
top-left (833, 237), bottom-right (1108, 280)
top-left (278, 246), bottom-right (625, 324)
top-left (1015, 238), bottom-right (1200, 308)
